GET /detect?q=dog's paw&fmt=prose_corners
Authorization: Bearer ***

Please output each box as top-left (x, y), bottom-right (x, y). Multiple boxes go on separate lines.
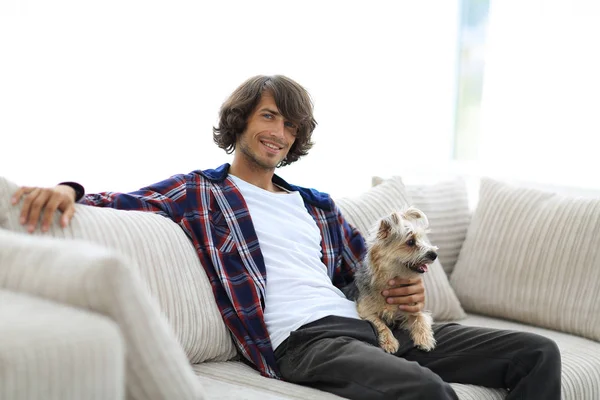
top-left (413, 330), bottom-right (436, 352)
top-left (379, 331), bottom-right (400, 354)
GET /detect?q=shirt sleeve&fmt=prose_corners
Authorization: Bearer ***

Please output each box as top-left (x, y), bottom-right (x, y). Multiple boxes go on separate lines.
top-left (331, 200), bottom-right (367, 294)
top-left (79, 174), bottom-right (189, 223)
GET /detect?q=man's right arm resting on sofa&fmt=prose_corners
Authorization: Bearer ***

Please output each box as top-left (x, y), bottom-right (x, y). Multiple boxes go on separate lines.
top-left (11, 176), bottom-right (188, 233)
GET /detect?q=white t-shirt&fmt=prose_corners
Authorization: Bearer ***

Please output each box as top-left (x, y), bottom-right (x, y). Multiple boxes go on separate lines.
top-left (229, 175), bottom-right (360, 350)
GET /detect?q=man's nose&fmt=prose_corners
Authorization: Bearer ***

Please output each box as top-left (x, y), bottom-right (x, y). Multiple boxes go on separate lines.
top-left (270, 118), bottom-right (285, 137)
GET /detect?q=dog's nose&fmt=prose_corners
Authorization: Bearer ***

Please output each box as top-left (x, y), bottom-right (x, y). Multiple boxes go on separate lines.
top-left (426, 251), bottom-right (438, 261)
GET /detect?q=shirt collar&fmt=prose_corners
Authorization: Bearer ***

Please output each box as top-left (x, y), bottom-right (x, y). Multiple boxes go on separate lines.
top-left (198, 163), bottom-right (332, 211)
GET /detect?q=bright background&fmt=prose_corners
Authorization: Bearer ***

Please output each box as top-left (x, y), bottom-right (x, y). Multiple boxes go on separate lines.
top-left (1, 0), bottom-right (599, 198)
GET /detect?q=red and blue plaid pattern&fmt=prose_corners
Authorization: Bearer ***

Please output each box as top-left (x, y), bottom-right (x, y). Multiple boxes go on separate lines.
top-left (80, 163), bottom-right (366, 378)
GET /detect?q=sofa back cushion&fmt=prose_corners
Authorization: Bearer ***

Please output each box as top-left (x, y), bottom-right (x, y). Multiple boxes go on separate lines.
top-left (451, 178), bottom-right (600, 341)
top-left (334, 177), bottom-right (466, 321)
top-left (0, 176), bottom-right (237, 364)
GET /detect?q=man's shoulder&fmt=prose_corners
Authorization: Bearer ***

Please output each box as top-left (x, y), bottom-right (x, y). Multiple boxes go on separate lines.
top-left (292, 184), bottom-right (333, 207)
top-left (274, 176), bottom-right (334, 212)
top-left (192, 164), bottom-right (230, 182)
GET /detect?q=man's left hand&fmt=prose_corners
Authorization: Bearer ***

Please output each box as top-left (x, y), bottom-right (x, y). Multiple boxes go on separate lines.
top-left (381, 277), bottom-right (425, 313)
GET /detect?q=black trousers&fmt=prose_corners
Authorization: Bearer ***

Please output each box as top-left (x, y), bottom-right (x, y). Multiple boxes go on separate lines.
top-left (274, 316), bottom-right (561, 400)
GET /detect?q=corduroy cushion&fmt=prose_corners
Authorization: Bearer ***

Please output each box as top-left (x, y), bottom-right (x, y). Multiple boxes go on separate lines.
top-left (0, 229), bottom-right (204, 400)
top-left (333, 177), bottom-right (466, 321)
top-left (0, 176), bottom-right (237, 364)
top-left (372, 176), bottom-right (471, 276)
top-left (460, 314), bottom-right (600, 400)
top-left (451, 178), bottom-right (600, 341)
top-left (0, 290), bottom-right (125, 400)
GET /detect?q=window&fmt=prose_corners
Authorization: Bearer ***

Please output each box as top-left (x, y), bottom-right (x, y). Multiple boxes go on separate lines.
top-left (465, 0), bottom-right (600, 191)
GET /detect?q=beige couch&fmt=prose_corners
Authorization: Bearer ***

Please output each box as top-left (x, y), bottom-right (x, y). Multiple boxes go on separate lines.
top-left (0, 174), bottom-right (598, 400)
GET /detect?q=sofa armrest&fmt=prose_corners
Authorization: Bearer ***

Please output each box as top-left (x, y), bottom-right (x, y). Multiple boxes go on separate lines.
top-left (0, 290), bottom-right (125, 400)
top-left (0, 229), bottom-right (204, 400)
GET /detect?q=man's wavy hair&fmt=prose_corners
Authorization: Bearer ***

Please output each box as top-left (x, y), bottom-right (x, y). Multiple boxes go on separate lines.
top-left (213, 75), bottom-right (317, 167)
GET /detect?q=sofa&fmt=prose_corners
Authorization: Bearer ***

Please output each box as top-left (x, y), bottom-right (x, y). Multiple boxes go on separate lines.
top-left (0, 173), bottom-right (599, 400)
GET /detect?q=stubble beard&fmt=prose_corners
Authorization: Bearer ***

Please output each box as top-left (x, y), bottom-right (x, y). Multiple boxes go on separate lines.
top-left (238, 139), bottom-right (281, 172)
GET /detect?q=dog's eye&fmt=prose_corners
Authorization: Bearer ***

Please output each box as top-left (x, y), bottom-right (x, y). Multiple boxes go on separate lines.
top-left (406, 239), bottom-right (416, 246)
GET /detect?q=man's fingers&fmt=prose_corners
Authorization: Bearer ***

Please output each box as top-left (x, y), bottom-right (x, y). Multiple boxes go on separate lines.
top-left (40, 195), bottom-right (62, 232)
top-left (388, 277), bottom-right (422, 286)
top-left (26, 189), bottom-right (51, 232)
top-left (11, 186), bottom-right (31, 205)
top-left (20, 188), bottom-right (41, 226)
top-left (16, 186), bottom-right (76, 232)
top-left (398, 303), bottom-right (424, 313)
top-left (61, 206), bottom-right (76, 228)
top-left (386, 293), bottom-right (425, 305)
top-left (382, 284), bottom-right (425, 298)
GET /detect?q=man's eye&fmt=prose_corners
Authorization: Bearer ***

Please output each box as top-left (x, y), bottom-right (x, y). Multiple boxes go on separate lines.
top-left (262, 113), bottom-right (273, 119)
top-left (284, 121), bottom-right (297, 128)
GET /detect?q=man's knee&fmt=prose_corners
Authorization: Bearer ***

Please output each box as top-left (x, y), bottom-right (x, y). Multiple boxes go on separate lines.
top-left (528, 334), bottom-right (561, 362)
top-left (520, 332), bottom-right (562, 378)
top-left (385, 372), bottom-right (456, 400)
top-left (537, 335), bottom-right (561, 372)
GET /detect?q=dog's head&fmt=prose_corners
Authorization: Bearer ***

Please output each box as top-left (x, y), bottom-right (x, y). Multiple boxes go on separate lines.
top-left (367, 207), bottom-right (438, 276)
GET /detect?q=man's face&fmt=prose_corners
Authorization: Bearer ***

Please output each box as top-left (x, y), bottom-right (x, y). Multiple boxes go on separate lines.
top-left (236, 92), bottom-right (298, 170)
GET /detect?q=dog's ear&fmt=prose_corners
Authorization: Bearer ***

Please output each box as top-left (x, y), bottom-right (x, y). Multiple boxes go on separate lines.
top-left (377, 217), bottom-right (393, 240)
top-left (402, 207), bottom-right (429, 228)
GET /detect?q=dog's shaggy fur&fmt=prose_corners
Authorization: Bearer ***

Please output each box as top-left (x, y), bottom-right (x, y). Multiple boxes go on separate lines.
top-left (354, 207), bottom-right (438, 353)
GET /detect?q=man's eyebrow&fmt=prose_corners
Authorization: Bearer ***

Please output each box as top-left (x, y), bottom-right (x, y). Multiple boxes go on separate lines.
top-left (258, 107), bottom-right (281, 116)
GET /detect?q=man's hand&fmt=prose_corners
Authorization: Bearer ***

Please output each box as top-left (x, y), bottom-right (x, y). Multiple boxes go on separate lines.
top-left (11, 185), bottom-right (77, 233)
top-left (381, 277), bottom-right (425, 314)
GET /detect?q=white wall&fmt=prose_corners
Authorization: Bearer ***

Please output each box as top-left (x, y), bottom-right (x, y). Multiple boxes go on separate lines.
top-left (0, 0), bottom-right (460, 197)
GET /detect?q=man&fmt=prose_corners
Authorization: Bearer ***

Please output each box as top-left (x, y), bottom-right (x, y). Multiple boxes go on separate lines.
top-left (13, 75), bottom-right (561, 400)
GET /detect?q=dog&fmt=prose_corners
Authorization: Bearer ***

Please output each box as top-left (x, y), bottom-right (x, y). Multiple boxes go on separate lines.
top-left (353, 207), bottom-right (438, 354)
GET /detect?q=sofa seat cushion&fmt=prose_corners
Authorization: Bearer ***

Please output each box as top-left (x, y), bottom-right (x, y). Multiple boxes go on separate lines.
top-left (194, 362), bottom-right (344, 400)
top-left (458, 314), bottom-right (600, 400)
top-left (193, 361), bottom-right (506, 400)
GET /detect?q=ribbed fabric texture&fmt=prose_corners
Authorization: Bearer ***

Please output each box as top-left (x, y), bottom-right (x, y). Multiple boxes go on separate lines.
top-left (194, 360), bottom-right (509, 400)
top-left (0, 176), bottom-right (237, 364)
top-left (333, 177), bottom-right (466, 321)
top-left (0, 229), bottom-right (204, 400)
top-left (451, 385), bottom-right (506, 400)
top-left (373, 176), bottom-right (472, 276)
top-left (194, 361), bottom-right (345, 400)
top-left (451, 178), bottom-right (600, 341)
top-left (0, 290), bottom-right (125, 400)
top-left (460, 314), bottom-right (600, 400)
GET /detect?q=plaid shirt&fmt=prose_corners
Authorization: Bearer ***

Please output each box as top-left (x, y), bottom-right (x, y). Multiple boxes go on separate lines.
top-left (80, 163), bottom-right (366, 379)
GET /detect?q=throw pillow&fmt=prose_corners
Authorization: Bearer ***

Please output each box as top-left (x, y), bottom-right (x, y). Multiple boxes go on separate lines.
top-left (334, 177), bottom-right (466, 321)
top-left (0, 176), bottom-right (237, 364)
top-left (0, 229), bottom-right (204, 400)
top-left (373, 176), bottom-right (471, 276)
top-left (450, 178), bottom-right (600, 341)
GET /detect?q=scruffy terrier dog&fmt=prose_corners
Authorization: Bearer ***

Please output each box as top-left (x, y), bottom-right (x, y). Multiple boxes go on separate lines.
top-left (354, 207), bottom-right (438, 354)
